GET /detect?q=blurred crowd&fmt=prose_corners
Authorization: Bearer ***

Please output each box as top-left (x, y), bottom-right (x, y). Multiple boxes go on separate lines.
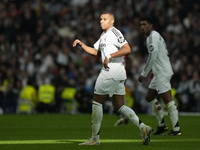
top-left (0, 0), bottom-right (200, 114)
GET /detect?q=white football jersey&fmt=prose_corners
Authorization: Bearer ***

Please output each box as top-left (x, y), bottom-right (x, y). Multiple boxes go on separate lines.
top-left (141, 30), bottom-right (174, 77)
top-left (94, 27), bottom-right (127, 80)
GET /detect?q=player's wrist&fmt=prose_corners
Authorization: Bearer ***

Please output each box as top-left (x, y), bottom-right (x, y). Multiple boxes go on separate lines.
top-left (79, 42), bottom-right (83, 47)
top-left (106, 54), bottom-right (111, 59)
top-left (104, 51), bottom-right (111, 59)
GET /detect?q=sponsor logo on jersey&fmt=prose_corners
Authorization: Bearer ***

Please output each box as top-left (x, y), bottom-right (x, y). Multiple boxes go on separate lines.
top-left (100, 44), bottom-right (106, 51)
top-left (100, 44), bottom-right (106, 48)
top-left (104, 36), bottom-right (107, 41)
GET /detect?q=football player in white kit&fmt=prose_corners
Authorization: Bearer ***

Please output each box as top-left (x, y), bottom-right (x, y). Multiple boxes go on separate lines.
top-left (138, 16), bottom-right (181, 136)
top-left (73, 11), bottom-right (152, 145)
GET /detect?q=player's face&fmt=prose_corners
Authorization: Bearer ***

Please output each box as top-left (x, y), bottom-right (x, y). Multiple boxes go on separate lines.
top-left (100, 14), bottom-right (114, 32)
top-left (140, 21), bottom-right (152, 36)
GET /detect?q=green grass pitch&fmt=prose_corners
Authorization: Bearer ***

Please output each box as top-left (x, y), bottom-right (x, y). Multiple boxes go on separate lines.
top-left (0, 113), bottom-right (200, 150)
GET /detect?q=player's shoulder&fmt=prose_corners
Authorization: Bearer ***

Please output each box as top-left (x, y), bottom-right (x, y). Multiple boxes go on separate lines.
top-left (147, 30), bottom-right (160, 44)
top-left (151, 30), bottom-right (160, 38)
top-left (110, 27), bottom-right (123, 37)
top-left (109, 27), bottom-right (126, 44)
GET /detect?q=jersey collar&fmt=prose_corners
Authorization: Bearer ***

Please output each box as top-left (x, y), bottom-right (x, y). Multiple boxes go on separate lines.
top-left (104, 26), bottom-right (114, 34)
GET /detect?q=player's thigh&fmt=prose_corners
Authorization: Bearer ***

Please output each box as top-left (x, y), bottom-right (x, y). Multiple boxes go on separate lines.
top-left (146, 88), bottom-right (158, 102)
top-left (110, 80), bottom-right (126, 110)
top-left (94, 77), bottom-right (115, 96)
top-left (113, 80), bottom-right (125, 96)
top-left (160, 90), bottom-right (173, 104)
top-left (110, 95), bottom-right (124, 111)
top-left (94, 94), bottom-right (108, 104)
top-left (148, 76), bottom-right (156, 90)
top-left (155, 76), bottom-right (172, 94)
top-left (94, 77), bottom-right (125, 97)
top-left (147, 77), bottom-right (158, 102)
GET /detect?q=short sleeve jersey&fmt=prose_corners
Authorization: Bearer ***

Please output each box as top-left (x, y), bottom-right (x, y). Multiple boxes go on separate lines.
top-left (94, 27), bottom-right (128, 80)
top-left (141, 30), bottom-right (174, 77)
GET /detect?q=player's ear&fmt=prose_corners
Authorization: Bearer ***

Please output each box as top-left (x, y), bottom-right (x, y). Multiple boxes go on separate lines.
top-left (111, 19), bottom-right (114, 24)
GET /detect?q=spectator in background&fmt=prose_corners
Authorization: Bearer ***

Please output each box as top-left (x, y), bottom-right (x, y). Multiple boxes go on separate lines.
top-left (18, 78), bottom-right (37, 114)
top-left (75, 82), bottom-right (92, 113)
top-left (61, 79), bottom-right (77, 114)
top-left (2, 82), bottom-right (18, 113)
top-left (3, 69), bottom-right (17, 90)
top-left (36, 78), bottom-right (56, 113)
top-left (20, 1), bottom-right (37, 34)
top-left (188, 71), bottom-right (200, 112)
top-left (176, 73), bottom-right (189, 112)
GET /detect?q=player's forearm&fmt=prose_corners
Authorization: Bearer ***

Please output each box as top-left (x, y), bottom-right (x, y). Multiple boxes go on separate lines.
top-left (141, 51), bottom-right (157, 77)
top-left (141, 56), bottom-right (153, 77)
top-left (81, 43), bottom-right (98, 56)
top-left (110, 43), bottom-right (131, 58)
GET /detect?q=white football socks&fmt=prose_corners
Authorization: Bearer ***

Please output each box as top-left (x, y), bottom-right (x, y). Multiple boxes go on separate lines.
top-left (118, 105), bottom-right (145, 130)
top-left (149, 99), bottom-right (165, 127)
top-left (167, 101), bottom-right (180, 131)
top-left (91, 101), bottom-right (103, 141)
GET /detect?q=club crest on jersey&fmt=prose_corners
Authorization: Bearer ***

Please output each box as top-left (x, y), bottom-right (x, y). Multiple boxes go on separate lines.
top-left (149, 45), bottom-right (154, 52)
top-left (104, 36), bottom-right (107, 41)
top-left (118, 36), bottom-right (125, 43)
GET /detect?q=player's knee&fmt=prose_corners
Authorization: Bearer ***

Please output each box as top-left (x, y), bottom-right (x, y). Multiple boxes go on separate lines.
top-left (146, 96), bottom-right (153, 102)
top-left (111, 104), bottom-right (120, 112)
top-left (167, 101), bottom-right (177, 112)
top-left (157, 106), bottom-right (161, 110)
top-left (115, 105), bottom-right (123, 112)
top-left (92, 101), bottom-right (102, 106)
top-left (113, 109), bottom-right (118, 114)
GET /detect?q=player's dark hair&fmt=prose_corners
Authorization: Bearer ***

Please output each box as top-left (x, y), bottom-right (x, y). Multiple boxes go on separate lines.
top-left (141, 16), bottom-right (153, 25)
top-left (101, 10), bottom-right (115, 19)
top-left (101, 10), bottom-right (114, 15)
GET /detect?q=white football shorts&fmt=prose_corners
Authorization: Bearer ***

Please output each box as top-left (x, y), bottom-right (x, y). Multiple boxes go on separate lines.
top-left (94, 76), bottom-right (125, 97)
top-left (149, 75), bottom-right (172, 94)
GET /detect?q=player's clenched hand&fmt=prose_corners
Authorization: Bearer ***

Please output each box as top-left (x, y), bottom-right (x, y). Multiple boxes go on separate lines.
top-left (104, 57), bottom-right (110, 69)
top-left (73, 39), bottom-right (82, 47)
top-left (138, 75), bottom-right (144, 82)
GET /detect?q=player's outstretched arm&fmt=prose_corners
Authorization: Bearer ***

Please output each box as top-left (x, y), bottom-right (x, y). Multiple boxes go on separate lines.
top-left (73, 39), bottom-right (98, 56)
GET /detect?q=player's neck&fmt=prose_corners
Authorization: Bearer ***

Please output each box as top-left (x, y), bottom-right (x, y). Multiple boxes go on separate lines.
top-left (146, 30), bottom-right (153, 36)
top-left (104, 26), bottom-right (113, 33)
